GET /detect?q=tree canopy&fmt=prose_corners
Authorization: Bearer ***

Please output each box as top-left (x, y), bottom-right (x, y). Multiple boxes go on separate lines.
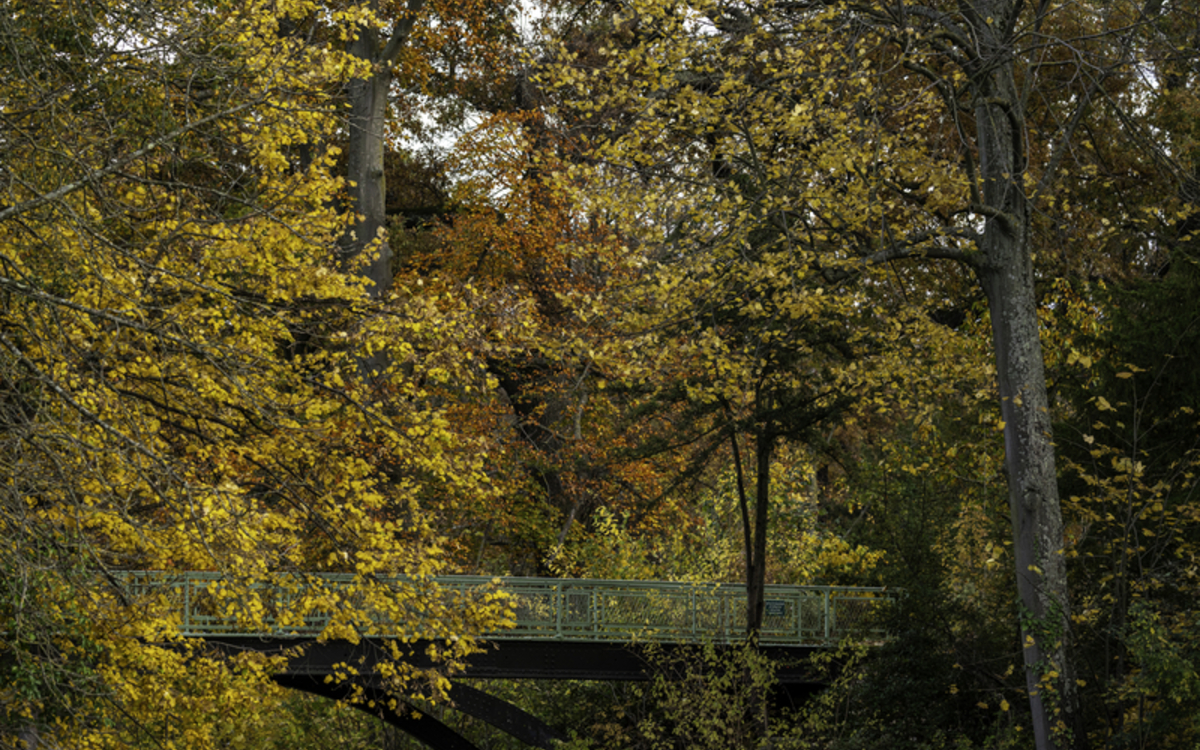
top-left (4, 0), bottom-right (1200, 748)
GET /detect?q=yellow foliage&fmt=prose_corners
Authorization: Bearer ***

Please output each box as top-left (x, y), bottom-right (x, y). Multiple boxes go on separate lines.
top-left (0, 1), bottom-right (513, 745)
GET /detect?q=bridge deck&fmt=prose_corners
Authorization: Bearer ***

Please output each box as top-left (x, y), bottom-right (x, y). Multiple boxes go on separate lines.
top-left (118, 572), bottom-right (891, 648)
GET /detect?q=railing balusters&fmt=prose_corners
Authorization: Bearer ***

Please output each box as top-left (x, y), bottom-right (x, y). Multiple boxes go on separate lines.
top-left (114, 571), bottom-right (890, 646)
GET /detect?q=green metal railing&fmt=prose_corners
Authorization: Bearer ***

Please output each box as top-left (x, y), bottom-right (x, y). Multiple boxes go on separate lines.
top-left (117, 571), bottom-right (892, 648)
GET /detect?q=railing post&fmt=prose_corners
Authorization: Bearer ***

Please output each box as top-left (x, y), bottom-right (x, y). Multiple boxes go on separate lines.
top-left (823, 590), bottom-right (830, 642)
top-left (555, 584), bottom-right (563, 639)
top-left (727, 589), bottom-right (734, 642)
top-left (831, 591), bottom-right (838, 638)
top-left (184, 574), bottom-right (191, 635)
top-left (715, 590), bottom-right (724, 638)
top-left (690, 588), bottom-right (696, 639)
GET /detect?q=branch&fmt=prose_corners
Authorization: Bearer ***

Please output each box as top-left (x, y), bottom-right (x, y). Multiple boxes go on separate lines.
top-left (905, 4), bottom-right (977, 57)
top-left (968, 201), bottom-right (1021, 233)
top-left (380, 0), bottom-right (428, 65)
top-left (817, 227), bottom-right (982, 283)
top-left (0, 101), bottom-right (257, 224)
top-left (1032, 0), bottom-right (1170, 199)
top-left (0, 331), bottom-right (167, 468)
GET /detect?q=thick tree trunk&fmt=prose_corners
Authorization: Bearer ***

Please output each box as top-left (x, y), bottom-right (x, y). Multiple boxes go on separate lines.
top-left (337, 0), bottom-right (425, 383)
top-left (338, 0), bottom-right (426, 300)
top-left (341, 27), bottom-right (394, 299)
top-left (970, 9), bottom-right (1083, 748)
top-left (978, 259), bottom-right (1079, 750)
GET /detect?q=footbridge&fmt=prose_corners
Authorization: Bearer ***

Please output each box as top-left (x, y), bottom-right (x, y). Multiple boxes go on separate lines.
top-left (121, 572), bottom-right (892, 750)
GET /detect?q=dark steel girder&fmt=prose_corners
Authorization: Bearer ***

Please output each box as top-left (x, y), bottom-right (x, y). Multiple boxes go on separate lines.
top-left (272, 672), bottom-right (566, 749)
top-left (211, 638), bottom-right (826, 749)
top-left (273, 673), bottom-right (480, 750)
top-left (205, 637), bottom-right (826, 684)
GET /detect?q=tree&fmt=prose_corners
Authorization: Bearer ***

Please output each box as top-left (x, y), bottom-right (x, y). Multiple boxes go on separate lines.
top-left (1047, 272), bottom-right (1200, 743)
top-left (537, 0), bottom-right (964, 631)
top-left (332, 0), bottom-right (517, 300)
top-left (539, 0), bottom-right (1200, 746)
top-left (390, 63), bottom-right (712, 576)
top-left (0, 1), bottom-right (513, 745)
top-left (591, 243), bottom-right (943, 631)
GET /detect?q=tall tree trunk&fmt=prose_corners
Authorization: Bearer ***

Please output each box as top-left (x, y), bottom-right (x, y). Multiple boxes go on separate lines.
top-left (728, 425), bottom-right (754, 630)
top-left (339, 0), bottom-right (427, 300)
top-left (341, 50), bottom-right (393, 299)
top-left (970, 7), bottom-right (1083, 747)
top-left (338, 0), bottom-right (425, 382)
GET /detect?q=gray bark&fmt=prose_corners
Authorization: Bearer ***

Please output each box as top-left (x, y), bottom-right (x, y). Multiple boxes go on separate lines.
top-left (968, 5), bottom-right (1082, 747)
top-left (339, 0), bottom-right (427, 300)
top-left (340, 50), bottom-right (393, 299)
top-left (18, 725), bottom-right (38, 750)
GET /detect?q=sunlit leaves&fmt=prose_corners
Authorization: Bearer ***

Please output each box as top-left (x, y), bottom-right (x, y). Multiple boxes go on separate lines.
top-left (0, 1), bottom-right (515, 745)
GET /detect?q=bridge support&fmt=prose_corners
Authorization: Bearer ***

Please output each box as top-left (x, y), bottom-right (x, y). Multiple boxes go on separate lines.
top-left (273, 674), bottom-right (481, 750)
top-left (209, 637), bottom-right (822, 683)
top-left (207, 636), bottom-right (824, 748)
top-left (438, 681), bottom-right (566, 749)
top-left (272, 673), bottom-right (566, 750)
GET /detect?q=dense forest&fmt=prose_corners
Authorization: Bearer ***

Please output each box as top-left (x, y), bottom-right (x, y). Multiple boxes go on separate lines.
top-left (2, 0), bottom-right (1199, 748)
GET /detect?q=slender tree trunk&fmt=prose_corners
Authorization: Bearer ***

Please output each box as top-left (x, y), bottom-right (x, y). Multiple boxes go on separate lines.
top-left (726, 404), bottom-right (773, 636)
top-left (727, 425), bottom-right (754, 630)
top-left (746, 432), bottom-right (773, 636)
top-left (970, 7), bottom-right (1083, 747)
